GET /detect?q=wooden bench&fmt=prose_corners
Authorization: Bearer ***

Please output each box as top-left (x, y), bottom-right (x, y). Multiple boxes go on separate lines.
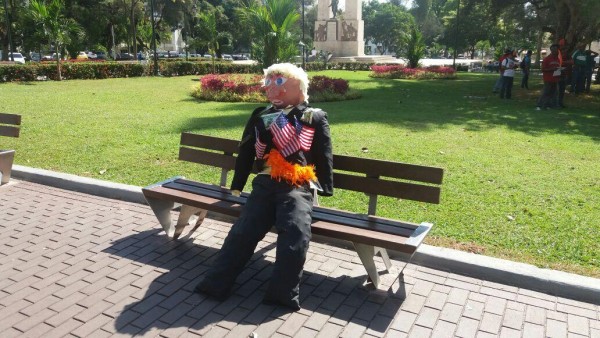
top-left (143, 133), bottom-right (444, 287)
top-left (0, 113), bottom-right (21, 185)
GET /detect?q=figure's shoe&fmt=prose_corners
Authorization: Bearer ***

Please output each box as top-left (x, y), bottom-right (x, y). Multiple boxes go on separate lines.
top-left (262, 295), bottom-right (301, 311)
top-left (194, 280), bottom-right (231, 301)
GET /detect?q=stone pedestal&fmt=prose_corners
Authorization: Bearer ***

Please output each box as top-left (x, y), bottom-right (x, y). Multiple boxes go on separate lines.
top-left (313, 0), bottom-right (364, 58)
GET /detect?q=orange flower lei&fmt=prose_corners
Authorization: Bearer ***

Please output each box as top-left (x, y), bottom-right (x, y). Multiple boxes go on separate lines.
top-left (264, 149), bottom-right (316, 186)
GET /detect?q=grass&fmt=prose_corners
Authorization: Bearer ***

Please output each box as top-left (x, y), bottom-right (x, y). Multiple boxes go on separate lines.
top-left (1, 71), bottom-right (598, 277)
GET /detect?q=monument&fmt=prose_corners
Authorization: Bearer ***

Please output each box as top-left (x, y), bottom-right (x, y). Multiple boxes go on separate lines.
top-left (313, 0), bottom-right (365, 58)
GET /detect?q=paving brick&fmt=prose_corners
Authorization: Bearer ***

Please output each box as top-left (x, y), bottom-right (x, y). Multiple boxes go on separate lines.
top-left (479, 312), bottom-right (502, 334)
top-left (498, 326), bottom-right (521, 338)
top-left (525, 305), bottom-right (547, 325)
top-left (463, 300), bottom-right (485, 320)
top-left (456, 316), bottom-right (480, 338)
top-left (546, 318), bottom-right (568, 338)
top-left (415, 306), bottom-right (441, 329)
top-left (390, 310), bottom-right (417, 332)
top-left (328, 304), bottom-right (357, 326)
top-left (567, 314), bottom-right (590, 336)
top-left (424, 290), bottom-right (448, 310)
top-left (447, 288), bottom-right (470, 305)
top-left (71, 313), bottom-right (113, 338)
top-left (13, 308), bottom-right (56, 333)
top-left (431, 320), bottom-right (457, 338)
top-left (400, 294), bottom-right (426, 314)
top-left (339, 319), bottom-right (368, 337)
top-left (484, 295), bottom-right (507, 316)
top-left (43, 318), bottom-right (84, 338)
top-left (408, 324), bottom-right (433, 338)
top-left (251, 318), bottom-right (283, 338)
top-left (557, 303), bottom-right (597, 319)
top-left (277, 312), bottom-right (308, 336)
top-left (439, 302), bottom-right (463, 323)
top-left (45, 304), bottom-right (86, 327)
top-left (523, 322), bottom-right (545, 338)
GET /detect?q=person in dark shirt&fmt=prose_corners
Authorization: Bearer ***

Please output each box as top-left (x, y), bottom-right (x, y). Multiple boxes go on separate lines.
top-left (195, 63), bottom-right (334, 311)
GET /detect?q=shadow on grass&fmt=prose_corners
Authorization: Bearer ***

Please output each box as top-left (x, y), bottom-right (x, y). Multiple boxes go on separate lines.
top-left (178, 74), bottom-right (599, 140)
top-left (106, 228), bottom-right (406, 336)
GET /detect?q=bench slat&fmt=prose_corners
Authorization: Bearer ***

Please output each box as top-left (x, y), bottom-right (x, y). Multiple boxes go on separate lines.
top-left (142, 185), bottom-right (418, 253)
top-left (334, 172), bottom-right (441, 204)
top-left (0, 126), bottom-right (20, 138)
top-left (333, 154), bottom-right (443, 184)
top-left (179, 147), bottom-right (237, 170)
top-left (158, 179), bottom-right (417, 238)
top-left (310, 221), bottom-right (415, 254)
top-left (144, 186), bottom-right (244, 217)
top-left (181, 133), bottom-right (239, 154)
top-left (0, 113), bottom-right (21, 126)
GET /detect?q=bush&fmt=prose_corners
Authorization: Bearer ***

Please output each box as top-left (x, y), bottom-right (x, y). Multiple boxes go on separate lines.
top-left (192, 73), bottom-right (361, 103)
top-left (0, 62), bottom-right (146, 82)
top-left (369, 64), bottom-right (456, 79)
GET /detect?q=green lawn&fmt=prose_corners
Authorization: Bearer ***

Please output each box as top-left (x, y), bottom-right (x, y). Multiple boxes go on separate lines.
top-left (1, 71), bottom-right (598, 277)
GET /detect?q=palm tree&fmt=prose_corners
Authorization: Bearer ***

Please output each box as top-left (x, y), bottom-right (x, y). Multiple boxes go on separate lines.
top-left (29, 0), bottom-right (82, 80)
top-left (198, 12), bottom-right (219, 73)
top-left (236, 0), bottom-right (300, 68)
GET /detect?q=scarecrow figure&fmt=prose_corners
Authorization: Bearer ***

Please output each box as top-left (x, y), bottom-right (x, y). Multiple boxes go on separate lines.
top-left (195, 63), bottom-right (334, 311)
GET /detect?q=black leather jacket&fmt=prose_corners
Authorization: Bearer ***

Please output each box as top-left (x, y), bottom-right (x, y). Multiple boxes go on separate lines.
top-left (231, 103), bottom-right (334, 196)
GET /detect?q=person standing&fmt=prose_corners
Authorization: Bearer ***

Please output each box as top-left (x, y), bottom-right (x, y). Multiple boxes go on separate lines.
top-left (194, 63), bottom-right (334, 311)
top-left (492, 49), bottom-right (511, 93)
top-left (500, 50), bottom-right (516, 99)
top-left (584, 50), bottom-right (598, 93)
top-left (536, 44), bottom-right (561, 110)
top-left (571, 44), bottom-right (587, 94)
top-left (555, 44), bottom-right (573, 108)
top-left (521, 50), bottom-right (532, 89)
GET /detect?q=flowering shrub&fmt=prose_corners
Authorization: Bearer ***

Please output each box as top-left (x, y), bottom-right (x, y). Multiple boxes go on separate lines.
top-left (370, 65), bottom-right (456, 80)
top-left (192, 74), bottom-right (361, 103)
top-left (192, 74), bottom-right (265, 102)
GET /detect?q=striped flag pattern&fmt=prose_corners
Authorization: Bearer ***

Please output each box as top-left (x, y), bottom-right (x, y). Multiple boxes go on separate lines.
top-left (269, 112), bottom-right (316, 157)
top-left (254, 127), bottom-right (266, 159)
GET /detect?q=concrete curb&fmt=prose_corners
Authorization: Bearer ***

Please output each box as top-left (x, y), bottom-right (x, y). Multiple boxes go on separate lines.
top-left (11, 165), bottom-right (600, 305)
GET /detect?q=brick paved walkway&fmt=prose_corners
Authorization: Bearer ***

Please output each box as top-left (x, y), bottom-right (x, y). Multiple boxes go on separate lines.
top-left (1, 180), bottom-right (599, 337)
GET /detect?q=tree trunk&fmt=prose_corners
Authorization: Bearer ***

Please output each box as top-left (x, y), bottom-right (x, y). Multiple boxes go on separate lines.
top-left (56, 41), bottom-right (62, 81)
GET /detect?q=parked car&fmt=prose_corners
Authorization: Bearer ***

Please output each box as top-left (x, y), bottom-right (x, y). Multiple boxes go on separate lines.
top-left (7, 52), bottom-right (26, 64)
top-left (86, 51), bottom-right (97, 59)
top-left (222, 54), bottom-right (233, 61)
top-left (116, 53), bottom-right (135, 60)
top-left (94, 51), bottom-right (107, 60)
top-left (76, 51), bottom-right (88, 60)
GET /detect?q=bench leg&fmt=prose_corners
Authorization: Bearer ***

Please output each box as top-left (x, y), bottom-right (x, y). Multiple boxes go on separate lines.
top-left (0, 150), bottom-right (16, 185)
top-left (353, 243), bottom-right (380, 288)
top-left (376, 247), bottom-right (393, 272)
top-left (145, 197), bottom-right (175, 236)
top-left (174, 206), bottom-right (204, 239)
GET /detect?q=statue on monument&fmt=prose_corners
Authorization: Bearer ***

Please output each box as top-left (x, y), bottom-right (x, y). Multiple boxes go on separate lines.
top-left (329, 0), bottom-right (339, 18)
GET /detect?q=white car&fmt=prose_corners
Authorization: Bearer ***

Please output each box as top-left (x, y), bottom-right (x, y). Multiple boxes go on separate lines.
top-left (7, 52), bottom-right (25, 64)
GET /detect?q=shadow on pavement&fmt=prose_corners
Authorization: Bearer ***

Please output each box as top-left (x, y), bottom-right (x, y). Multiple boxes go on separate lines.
top-left (103, 228), bottom-right (407, 335)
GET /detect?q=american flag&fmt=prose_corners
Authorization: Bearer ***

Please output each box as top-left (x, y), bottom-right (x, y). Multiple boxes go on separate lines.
top-left (254, 127), bottom-right (266, 159)
top-left (270, 112), bottom-right (316, 157)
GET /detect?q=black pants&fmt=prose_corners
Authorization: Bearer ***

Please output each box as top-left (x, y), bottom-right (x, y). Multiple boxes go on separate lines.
top-left (197, 174), bottom-right (313, 307)
top-left (521, 71), bottom-right (529, 89)
top-left (536, 81), bottom-right (557, 108)
top-left (500, 76), bottom-right (514, 99)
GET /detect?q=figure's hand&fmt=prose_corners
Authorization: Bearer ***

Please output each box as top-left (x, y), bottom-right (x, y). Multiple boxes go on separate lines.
top-left (231, 190), bottom-right (241, 197)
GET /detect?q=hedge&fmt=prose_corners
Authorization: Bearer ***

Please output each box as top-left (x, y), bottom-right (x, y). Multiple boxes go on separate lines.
top-left (0, 60), bottom-right (469, 82)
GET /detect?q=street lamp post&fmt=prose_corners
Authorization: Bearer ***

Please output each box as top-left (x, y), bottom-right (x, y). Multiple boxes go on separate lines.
top-left (301, 0), bottom-right (305, 69)
top-left (452, 0), bottom-right (460, 69)
top-left (150, 0), bottom-right (159, 76)
top-left (3, 0), bottom-right (14, 61)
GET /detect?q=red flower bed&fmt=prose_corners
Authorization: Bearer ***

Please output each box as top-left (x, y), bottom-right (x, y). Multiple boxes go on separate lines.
top-left (193, 74), bottom-right (359, 102)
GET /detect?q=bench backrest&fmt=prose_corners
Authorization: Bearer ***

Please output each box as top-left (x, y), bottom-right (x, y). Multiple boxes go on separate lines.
top-left (0, 113), bottom-right (21, 138)
top-left (179, 133), bottom-right (443, 215)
